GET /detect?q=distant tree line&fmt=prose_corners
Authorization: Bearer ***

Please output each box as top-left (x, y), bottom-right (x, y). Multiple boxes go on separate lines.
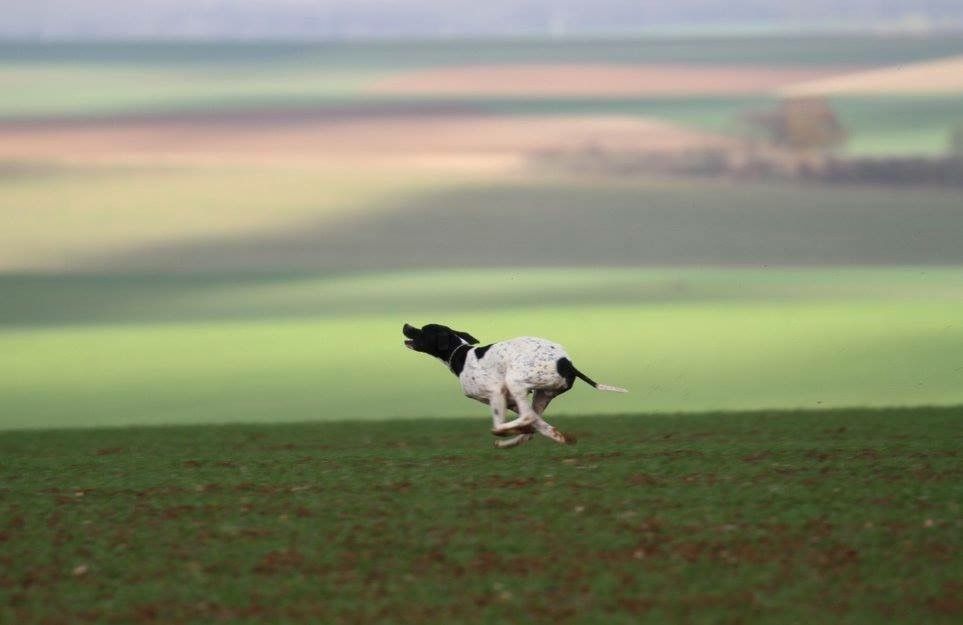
top-left (534, 97), bottom-right (963, 187)
top-left (533, 147), bottom-right (963, 188)
top-left (800, 156), bottom-right (963, 187)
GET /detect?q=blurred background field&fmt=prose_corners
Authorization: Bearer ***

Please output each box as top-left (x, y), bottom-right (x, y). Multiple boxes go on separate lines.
top-left (2, 31), bottom-right (963, 430)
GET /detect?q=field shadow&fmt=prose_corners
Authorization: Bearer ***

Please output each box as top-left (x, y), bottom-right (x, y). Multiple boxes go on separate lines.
top-left (79, 180), bottom-right (963, 274)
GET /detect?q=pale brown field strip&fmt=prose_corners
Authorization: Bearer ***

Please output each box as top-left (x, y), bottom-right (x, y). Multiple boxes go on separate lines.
top-left (368, 63), bottom-right (856, 97)
top-left (780, 55), bottom-right (963, 96)
top-left (0, 112), bottom-right (735, 165)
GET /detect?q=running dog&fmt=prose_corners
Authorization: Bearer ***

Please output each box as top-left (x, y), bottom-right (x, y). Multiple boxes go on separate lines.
top-left (402, 323), bottom-right (627, 448)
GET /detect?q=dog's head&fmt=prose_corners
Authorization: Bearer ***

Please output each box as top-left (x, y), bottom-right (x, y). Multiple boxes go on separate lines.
top-left (403, 323), bottom-right (479, 361)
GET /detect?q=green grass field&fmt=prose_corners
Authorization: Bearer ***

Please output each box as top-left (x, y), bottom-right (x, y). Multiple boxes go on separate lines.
top-left (2, 268), bottom-right (962, 430)
top-left (2, 408), bottom-right (960, 624)
top-left (832, 95), bottom-right (963, 156)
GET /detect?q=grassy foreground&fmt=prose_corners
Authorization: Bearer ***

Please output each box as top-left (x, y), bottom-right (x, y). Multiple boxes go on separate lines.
top-left (1, 407), bottom-right (960, 624)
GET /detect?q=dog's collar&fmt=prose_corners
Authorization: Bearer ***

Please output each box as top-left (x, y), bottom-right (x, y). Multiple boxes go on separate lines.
top-left (446, 342), bottom-right (471, 370)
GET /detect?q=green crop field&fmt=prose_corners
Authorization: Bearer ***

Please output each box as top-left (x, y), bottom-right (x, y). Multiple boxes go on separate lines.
top-left (832, 95), bottom-right (963, 156)
top-left (1, 408), bottom-right (960, 624)
top-left (2, 268), bottom-right (962, 430)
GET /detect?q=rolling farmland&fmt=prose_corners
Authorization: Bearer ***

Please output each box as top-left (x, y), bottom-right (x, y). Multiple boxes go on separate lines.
top-left (2, 34), bottom-right (961, 624)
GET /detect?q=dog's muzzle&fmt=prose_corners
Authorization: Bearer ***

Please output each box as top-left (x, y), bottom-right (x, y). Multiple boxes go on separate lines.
top-left (402, 323), bottom-right (418, 349)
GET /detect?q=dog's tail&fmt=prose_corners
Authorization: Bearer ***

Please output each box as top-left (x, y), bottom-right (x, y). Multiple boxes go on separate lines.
top-left (594, 382), bottom-right (629, 393)
top-left (559, 358), bottom-right (628, 393)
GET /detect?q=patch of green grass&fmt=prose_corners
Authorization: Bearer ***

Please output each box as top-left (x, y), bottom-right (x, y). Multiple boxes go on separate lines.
top-left (1, 408), bottom-right (959, 624)
top-left (1, 272), bottom-right (962, 430)
top-left (3, 267), bottom-right (962, 326)
top-left (833, 95), bottom-right (963, 156)
top-left (477, 96), bottom-right (764, 131)
top-left (0, 64), bottom-right (385, 119)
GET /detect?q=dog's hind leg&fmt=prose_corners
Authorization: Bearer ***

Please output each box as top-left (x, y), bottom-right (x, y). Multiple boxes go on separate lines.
top-left (531, 390), bottom-right (556, 416)
top-left (533, 417), bottom-right (574, 444)
top-left (531, 390), bottom-right (574, 444)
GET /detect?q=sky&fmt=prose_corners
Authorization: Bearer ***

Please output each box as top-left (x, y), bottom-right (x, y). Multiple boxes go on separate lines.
top-left (3, 0), bottom-right (963, 39)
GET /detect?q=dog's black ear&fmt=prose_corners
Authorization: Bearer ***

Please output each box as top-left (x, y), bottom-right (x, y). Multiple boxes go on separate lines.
top-left (454, 330), bottom-right (479, 345)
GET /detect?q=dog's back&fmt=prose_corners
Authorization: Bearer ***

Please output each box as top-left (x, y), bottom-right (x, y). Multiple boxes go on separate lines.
top-left (464, 337), bottom-right (570, 392)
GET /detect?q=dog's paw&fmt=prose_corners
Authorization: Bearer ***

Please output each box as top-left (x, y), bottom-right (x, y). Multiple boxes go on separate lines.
top-left (494, 433), bottom-right (534, 449)
top-left (560, 431), bottom-right (577, 445)
top-left (491, 424), bottom-right (536, 437)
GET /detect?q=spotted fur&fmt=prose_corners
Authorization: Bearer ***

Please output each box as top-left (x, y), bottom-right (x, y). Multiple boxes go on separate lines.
top-left (402, 323), bottom-right (627, 448)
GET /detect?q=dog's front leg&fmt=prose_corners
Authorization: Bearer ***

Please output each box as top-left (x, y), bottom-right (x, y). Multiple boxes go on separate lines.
top-left (489, 389), bottom-right (508, 432)
top-left (493, 381), bottom-right (539, 434)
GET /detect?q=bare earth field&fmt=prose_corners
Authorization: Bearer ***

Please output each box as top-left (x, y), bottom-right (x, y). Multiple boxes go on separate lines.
top-left (0, 109), bottom-right (734, 166)
top-left (369, 63), bottom-right (855, 97)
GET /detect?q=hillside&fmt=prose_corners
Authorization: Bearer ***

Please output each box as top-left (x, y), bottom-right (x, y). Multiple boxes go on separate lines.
top-left (781, 54), bottom-right (963, 96)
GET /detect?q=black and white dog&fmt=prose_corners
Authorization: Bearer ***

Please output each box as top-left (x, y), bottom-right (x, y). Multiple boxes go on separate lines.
top-left (403, 323), bottom-right (627, 448)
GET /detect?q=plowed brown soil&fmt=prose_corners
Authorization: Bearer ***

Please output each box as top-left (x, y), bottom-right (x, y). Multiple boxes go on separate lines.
top-left (0, 108), bottom-right (735, 166)
top-left (369, 63), bottom-right (852, 97)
